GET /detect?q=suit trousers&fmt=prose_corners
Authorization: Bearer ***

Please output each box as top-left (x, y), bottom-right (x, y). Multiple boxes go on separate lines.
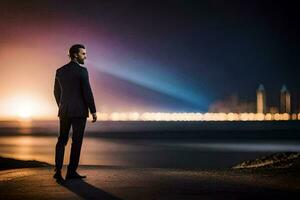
top-left (55, 117), bottom-right (87, 172)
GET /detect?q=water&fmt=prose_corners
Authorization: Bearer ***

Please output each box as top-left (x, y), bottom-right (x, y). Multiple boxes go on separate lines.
top-left (1, 135), bottom-right (300, 169)
top-left (1, 120), bottom-right (299, 169)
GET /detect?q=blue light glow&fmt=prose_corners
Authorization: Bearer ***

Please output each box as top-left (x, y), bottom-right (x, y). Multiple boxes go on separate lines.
top-left (88, 57), bottom-right (210, 110)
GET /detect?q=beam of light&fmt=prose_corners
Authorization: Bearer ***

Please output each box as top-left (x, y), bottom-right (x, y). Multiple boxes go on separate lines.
top-left (87, 58), bottom-right (210, 110)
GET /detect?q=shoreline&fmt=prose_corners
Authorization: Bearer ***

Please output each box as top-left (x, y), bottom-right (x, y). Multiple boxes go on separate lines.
top-left (1, 151), bottom-right (300, 172)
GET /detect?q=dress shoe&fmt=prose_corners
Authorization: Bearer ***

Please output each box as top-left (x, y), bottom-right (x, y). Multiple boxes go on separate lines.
top-left (53, 171), bottom-right (65, 183)
top-left (66, 171), bottom-right (87, 179)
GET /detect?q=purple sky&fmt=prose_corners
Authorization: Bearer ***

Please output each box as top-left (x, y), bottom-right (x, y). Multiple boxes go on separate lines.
top-left (0, 0), bottom-right (299, 118)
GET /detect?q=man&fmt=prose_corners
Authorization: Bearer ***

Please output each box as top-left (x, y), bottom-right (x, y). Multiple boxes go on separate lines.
top-left (53, 44), bottom-right (97, 182)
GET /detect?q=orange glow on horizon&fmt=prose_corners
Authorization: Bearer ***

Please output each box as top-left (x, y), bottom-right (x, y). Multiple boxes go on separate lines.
top-left (0, 94), bottom-right (56, 121)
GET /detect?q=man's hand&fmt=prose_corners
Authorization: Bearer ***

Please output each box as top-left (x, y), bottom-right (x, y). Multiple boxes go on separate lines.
top-left (91, 112), bottom-right (97, 123)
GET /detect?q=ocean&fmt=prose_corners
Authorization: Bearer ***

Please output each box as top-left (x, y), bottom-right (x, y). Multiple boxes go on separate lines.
top-left (0, 120), bottom-right (299, 169)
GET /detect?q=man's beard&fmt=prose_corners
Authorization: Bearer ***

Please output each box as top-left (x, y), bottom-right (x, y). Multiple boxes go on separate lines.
top-left (76, 58), bottom-right (85, 64)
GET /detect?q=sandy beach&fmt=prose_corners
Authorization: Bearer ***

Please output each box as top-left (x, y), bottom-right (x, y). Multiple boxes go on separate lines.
top-left (0, 156), bottom-right (299, 200)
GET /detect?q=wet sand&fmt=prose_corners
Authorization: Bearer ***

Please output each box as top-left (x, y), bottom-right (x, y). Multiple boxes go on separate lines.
top-left (0, 164), bottom-right (299, 200)
top-left (0, 155), bottom-right (300, 200)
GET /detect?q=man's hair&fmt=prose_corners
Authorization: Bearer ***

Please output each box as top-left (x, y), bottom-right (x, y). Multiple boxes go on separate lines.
top-left (69, 44), bottom-right (85, 59)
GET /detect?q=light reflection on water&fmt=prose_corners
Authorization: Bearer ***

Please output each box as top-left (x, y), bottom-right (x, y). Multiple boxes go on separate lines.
top-left (163, 142), bottom-right (300, 152)
top-left (0, 136), bottom-right (300, 169)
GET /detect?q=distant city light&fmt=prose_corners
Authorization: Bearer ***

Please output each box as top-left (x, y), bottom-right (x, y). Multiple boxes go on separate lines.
top-left (97, 112), bottom-right (299, 121)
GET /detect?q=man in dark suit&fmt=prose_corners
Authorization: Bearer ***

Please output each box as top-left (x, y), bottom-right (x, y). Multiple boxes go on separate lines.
top-left (53, 44), bottom-right (97, 182)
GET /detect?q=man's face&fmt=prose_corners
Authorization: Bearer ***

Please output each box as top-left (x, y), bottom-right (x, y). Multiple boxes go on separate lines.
top-left (74, 48), bottom-right (87, 64)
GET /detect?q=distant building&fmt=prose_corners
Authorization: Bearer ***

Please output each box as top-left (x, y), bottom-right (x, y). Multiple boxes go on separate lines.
top-left (269, 106), bottom-right (279, 114)
top-left (256, 84), bottom-right (266, 113)
top-left (280, 85), bottom-right (291, 113)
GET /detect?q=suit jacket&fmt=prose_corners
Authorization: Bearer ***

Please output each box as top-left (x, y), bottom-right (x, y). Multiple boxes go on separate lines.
top-left (54, 61), bottom-right (96, 118)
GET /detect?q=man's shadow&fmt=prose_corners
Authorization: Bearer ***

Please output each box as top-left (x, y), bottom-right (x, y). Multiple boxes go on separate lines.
top-left (61, 179), bottom-right (123, 200)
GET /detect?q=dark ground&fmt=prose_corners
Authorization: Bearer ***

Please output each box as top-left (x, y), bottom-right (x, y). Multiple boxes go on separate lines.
top-left (0, 156), bottom-right (299, 200)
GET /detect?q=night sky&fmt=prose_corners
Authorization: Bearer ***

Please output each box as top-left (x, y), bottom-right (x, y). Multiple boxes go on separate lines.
top-left (0, 0), bottom-right (299, 117)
